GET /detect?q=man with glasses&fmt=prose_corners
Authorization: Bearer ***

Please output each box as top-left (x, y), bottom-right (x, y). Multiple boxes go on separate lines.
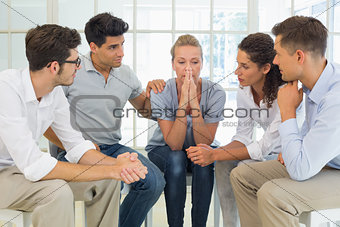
top-left (47, 56), bottom-right (82, 68)
top-left (0, 24), bottom-right (147, 227)
top-left (45, 13), bottom-right (166, 227)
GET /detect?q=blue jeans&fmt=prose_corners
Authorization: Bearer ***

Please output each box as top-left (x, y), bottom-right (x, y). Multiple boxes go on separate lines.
top-left (148, 145), bottom-right (214, 227)
top-left (57, 143), bottom-right (165, 227)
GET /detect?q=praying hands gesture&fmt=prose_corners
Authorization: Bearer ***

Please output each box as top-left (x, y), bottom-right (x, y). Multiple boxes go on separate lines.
top-left (179, 67), bottom-right (200, 112)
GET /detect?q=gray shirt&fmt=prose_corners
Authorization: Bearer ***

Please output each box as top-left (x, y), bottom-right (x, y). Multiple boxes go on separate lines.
top-left (63, 52), bottom-right (143, 145)
top-left (146, 78), bottom-right (226, 151)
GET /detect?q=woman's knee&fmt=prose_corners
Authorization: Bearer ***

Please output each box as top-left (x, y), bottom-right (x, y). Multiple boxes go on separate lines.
top-left (167, 151), bottom-right (187, 174)
top-left (193, 163), bottom-right (214, 179)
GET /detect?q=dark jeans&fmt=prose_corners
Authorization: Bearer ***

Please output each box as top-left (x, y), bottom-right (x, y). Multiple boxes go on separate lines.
top-left (148, 145), bottom-right (214, 227)
top-left (58, 143), bottom-right (165, 227)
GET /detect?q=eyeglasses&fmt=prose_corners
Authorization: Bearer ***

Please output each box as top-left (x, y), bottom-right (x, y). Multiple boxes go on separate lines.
top-left (47, 57), bottom-right (81, 68)
top-left (62, 57), bottom-right (81, 67)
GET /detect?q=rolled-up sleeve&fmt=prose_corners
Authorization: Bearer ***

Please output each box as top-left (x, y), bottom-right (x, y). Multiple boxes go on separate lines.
top-left (23, 153), bottom-right (58, 181)
top-left (64, 140), bottom-right (96, 163)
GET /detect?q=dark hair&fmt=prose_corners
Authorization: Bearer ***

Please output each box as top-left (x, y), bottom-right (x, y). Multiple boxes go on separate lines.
top-left (85, 12), bottom-right (129, 47)
top-left (272, 16), bottom-right (328, 57)
top-left (25, 24), bottom-right (81, 72)
top-left (238, 33), bottom-right (285, 108)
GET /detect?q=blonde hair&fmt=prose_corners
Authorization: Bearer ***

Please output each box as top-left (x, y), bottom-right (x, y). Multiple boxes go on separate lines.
top-left (170, 34), bottom-right (203, 61)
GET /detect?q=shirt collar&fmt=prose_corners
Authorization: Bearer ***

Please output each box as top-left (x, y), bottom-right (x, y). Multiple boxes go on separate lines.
top-left (242, 86), bottom-right (253, 100)
top-left (241, 85), bottom-right (267, 107)
top-left (22, 68), bottom-right (38, 103)
top-left (83, 52), bottom-right (97, 72)
top-left (305, 61), bottom-right (332, 104)
top-left (22, 67), bottom-right (54, 106)
top-left (83, 52), bottom-right (119, 77)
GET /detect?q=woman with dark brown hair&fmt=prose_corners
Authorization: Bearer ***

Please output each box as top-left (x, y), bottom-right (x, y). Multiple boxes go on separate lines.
top-left (186, 32), bottom-right (286, 227)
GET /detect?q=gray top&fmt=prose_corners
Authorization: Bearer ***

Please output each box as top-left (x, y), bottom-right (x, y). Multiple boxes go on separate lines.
top-left (146, 78), bottom-right (226, 151)
top-left (63, 52), bottom-right (143, 145)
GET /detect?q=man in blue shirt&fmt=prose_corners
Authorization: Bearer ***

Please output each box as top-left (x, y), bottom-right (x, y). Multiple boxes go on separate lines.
top-left (230, 16), bottom-right (340, 226)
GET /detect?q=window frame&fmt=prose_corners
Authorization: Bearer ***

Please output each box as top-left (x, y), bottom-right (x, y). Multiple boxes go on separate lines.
top-left (0, 0), bottom-right (338, 149)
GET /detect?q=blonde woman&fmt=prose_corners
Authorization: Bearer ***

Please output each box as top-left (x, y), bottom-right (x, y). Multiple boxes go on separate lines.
top-left (146, 34), bottom-right (226, 227)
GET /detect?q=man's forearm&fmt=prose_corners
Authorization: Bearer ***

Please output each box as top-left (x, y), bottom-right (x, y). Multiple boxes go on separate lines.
top-left (130, 92), bottom-right (152, 119)
top-left (214, 141), bottom-right (250, 161)
top-left (78, 149), bottom-right (117, 165)
top-left (44, 127), bottom-right (65, 150)
top-left (140, 96), bottom-right (152, 118)
top-left (41, 160), bottom-right (120, 182)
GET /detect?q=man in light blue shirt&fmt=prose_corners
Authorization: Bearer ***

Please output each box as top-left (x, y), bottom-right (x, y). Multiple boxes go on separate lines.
top-left (230, 16), bottom-right (340, 227)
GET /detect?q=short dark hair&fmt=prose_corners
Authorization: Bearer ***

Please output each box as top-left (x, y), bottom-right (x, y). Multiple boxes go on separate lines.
top-left (271, 16), bottom-right (328, 57)
top-left (25, 24), bottom-right (81, 72)
top-left (238, 33), bottom-right (285, 108)
top-left (84, 12), bottom-right (129, 47)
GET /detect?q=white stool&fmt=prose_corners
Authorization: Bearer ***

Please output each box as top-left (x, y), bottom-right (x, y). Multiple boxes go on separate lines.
top-left (299, 208), bottom-right (340, 227)
top-left (0, 209), bottom-right (31, 227)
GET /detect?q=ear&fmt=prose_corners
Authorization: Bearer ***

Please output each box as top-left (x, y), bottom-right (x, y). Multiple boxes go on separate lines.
top-left (48, 61), bottom-right (60, 75)
top-left (295, 49), bottom-right (305, 64)
top-left (262, 63), bottom-right (271, 75)
top-left (172, 61), bottom-right (175, 71)
top-left (89, 42), bottom-right (97, 53)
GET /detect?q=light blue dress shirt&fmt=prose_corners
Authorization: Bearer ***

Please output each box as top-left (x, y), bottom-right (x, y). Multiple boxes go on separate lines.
top-left (279, 61), bottom-right (340, 181)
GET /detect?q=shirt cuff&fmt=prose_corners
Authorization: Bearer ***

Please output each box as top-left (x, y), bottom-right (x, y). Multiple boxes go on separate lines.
top-left (65, 140), bottom-right (96, 163)
top-left (232, 135), bottom-right (251, 147)
top-left (278, 118), bottom-right (299, 139)
top-left (23, 153), bottom-right (58, 182)
top-left (204, 117), bottom-right (223, 124)
top-left (246, 142), bottom-right (265, 161)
